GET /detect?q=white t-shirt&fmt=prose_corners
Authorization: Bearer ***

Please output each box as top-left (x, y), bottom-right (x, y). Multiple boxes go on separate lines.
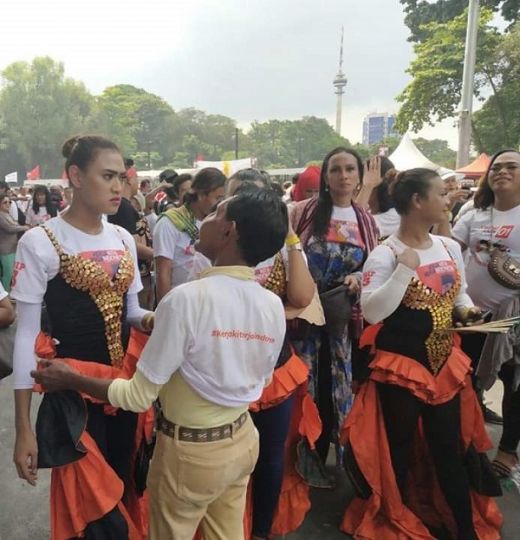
top-left (10, 216), bottom-right (142, 304)
top-left (9, 200), bottom-right (18, 222)
top-left (26, 206), bottom-right (52, 226)
top-left (153, 216), bottom-right (211, 288)
top-left (137, 271), bottom-right (286, 407)
top-left (452, 205), bottom-right (520, 311)
top-left (144, 212), bottom-right (158, 235)
top-left (311, 205), bottom-right (364, 247)
top-left (361, 235), bottom-right (472, 323)
top-left (0, 281), bottom-right (7, 302)
top-left (374, 208), bottom-right (400, 239)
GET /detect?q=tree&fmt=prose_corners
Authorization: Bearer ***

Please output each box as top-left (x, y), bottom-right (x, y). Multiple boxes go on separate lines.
top-left (414, 137), bottom-right (457, 167)
top-left (0, 57), bottom-right (94, 177)
top-left (400, 0), bottom-right (519, 43)
top-left (96, 85), bottom-right (177, 167)
top-left (395, 8), bottom-right (501, 133)
top-left (248, 117), bottom-right (350, 168)
top-left (473, 21), bottom-right (520, 152)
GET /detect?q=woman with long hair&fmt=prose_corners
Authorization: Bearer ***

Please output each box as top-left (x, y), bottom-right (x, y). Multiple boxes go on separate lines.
top-left (25, 185), bottom-right (58, 226)
top-left (290, 147), bottom-right (379, 464)
top-left (153, 167), bottom-right (226, 301)
top-left (453, 149), bottom-right (520, 478)
top-left (342, 168), bottom-right (502, 539)
top-left (11, 135), bottom-right (154, 539)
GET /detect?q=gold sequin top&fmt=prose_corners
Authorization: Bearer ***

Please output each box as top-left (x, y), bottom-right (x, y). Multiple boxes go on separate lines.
top-left (42, 226), bottom-right (135, 368)
top-left (401, 271), bottom-right (461, 375)
top-left (263, 252), bottom-right (287, 298)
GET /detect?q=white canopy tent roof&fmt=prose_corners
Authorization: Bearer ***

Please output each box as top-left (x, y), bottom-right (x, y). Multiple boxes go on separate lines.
top-left (389, 132), bottom-right (442, 172)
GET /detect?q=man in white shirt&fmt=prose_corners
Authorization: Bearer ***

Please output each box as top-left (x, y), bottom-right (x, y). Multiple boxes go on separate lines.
top-left (32, 189), bottom-right (288, 540)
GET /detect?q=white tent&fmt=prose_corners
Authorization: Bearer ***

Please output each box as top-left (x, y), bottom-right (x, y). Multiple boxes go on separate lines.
top-left (389, 133), bottom-right (441, 172)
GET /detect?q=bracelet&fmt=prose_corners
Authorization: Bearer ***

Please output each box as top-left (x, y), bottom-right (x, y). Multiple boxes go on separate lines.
top-left (285, 233), bottom-right (300, 247)
top-left (141, 313), bottom-right (155, 332)
top-left (287, 242), bottom-right (303, 252)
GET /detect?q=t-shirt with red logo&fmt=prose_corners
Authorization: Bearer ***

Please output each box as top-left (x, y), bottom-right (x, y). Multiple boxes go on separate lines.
top-left (452, 205), bottom-right (520, 311)
top-left (311, 205), bottom-right (364, 248)
top-left (10, 216), bottom-right (142, 304)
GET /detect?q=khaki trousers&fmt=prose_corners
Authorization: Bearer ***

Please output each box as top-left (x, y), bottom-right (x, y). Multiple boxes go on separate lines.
top-left (148, 413), bottom-right (259, 540)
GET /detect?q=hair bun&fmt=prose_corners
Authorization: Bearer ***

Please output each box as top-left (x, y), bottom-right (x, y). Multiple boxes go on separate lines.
top-left (62, 135), bottom-right (81, 159)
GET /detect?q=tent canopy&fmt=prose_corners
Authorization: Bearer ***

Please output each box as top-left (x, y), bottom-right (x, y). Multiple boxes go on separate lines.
top-left (455, 153), bottom-right (490, 178)
top-left (388, 133), bottom-right (441, 172)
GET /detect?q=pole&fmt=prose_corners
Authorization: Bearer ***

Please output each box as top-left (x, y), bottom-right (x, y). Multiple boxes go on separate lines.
top-left (456, 0), bottom-right (480, 168)
top-left (235, 128), bottom-right (239, 159)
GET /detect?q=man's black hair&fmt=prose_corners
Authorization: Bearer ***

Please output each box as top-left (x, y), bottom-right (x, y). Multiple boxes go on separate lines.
top-left (225, 188), bottom-right (288, 266)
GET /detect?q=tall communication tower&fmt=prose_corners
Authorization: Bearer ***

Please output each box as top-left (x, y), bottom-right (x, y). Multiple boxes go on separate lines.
top-left (333, 27), bottom-right (348, 135)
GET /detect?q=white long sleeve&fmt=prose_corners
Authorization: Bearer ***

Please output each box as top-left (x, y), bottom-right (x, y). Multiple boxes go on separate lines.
top-left (361, 263), bottom-right (415, 324)
top-left (126, 292), bottom-right (152, 329)
top-left (13, 301), bottom-right (41, 389)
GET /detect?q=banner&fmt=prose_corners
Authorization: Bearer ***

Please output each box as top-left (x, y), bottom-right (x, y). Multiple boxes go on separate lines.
top-left (5, 171), bottom-right (18, 184)
top-left (194, 158), bottom-right (253, 177)
top-left (26, 165), bottom-right (41, 180)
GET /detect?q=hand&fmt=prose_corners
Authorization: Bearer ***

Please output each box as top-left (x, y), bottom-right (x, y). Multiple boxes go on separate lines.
top-left (13, 429), bottom-right (38, 486)
top-left (455, 306), bottom-right (484, 327)
top-left (447, 189), bottom-right (469, 210)
top-left (30, 359), bottom-right (76, 392)
top-left (344, 275), bottom-right (360, 294)
top-left (363, 156), bottom-right (383, 189)
top-left (396, 248), bottom-right (420, 270)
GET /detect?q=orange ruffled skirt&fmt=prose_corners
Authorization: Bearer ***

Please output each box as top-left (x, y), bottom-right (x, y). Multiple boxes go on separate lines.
top-left (34, 329), bottom-right (153, 540)
top-left (340, 325), bottom-right (503, 540)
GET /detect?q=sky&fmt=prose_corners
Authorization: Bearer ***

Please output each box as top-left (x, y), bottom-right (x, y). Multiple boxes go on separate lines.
top-left (0, 0), bottom-right (461, 147)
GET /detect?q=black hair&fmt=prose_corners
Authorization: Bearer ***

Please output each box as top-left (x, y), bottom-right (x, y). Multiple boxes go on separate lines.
top-left (0, 181), bottom-right (8, 192)
top-left (140, 179), bottom-right (151, 189)
top-left (124, 157), bottom-right (134, 169)
top-left (62, 135), bottom-right (121, 179)
top-left (474, 149), bottom-right (520, 210)
top-left (32, 185), bottom-right (58, 217)
top-left (184, 167), bottom-right (226, 206)
top-left (225, 188), bottom-right (288, 266)
top-left (172, 173), bottom-right (193, 196)
top-left (313, 147), bottom-right (364, 238)
top-left (228, 168), bottom-right (271, 188)
top-left (389, 168), bottom-right (440, 215)
top-left (159, 168), bottom-right (178, 183)
top-left (270, 182), bottom-right (284, 198)
top-left (371, 156), bottom-right (397, 213)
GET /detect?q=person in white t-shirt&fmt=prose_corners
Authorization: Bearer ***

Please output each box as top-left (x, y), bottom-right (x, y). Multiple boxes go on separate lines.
top-left (355, 155), bottom-right (401, 240)
top-left (33, 188), bottom-right (288, 540)
top-left (0, 281), bottom-right (15, 328)
top-left (11, 134), bottom-right (152, 539)
top-left (25, 185), bottom-right (58, 226)
top-left (453, 149), bottom-right (520, 477)
top-left (153, 167), bottom-right (226, 301)
top-left (342, 167), bottom-right (501, 540)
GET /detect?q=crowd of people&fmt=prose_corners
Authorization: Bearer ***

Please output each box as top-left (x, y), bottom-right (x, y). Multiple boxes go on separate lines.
top-left (0, 134), bottom-right (519, 540)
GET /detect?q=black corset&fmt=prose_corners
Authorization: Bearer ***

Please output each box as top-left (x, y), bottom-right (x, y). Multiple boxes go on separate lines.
top-left (43, 273), bottom-right (129, 365)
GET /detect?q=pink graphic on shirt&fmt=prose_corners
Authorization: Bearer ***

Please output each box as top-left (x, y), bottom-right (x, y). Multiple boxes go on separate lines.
top-left (78, 250), bottom-right (124, 278)
top-left (362, 270), bottom-right (375, 287)
top-left (495, 225), bottom-right (515, 239)
top-left (416, 260), bottom-right (457, 294)
top-left (255, 265), bottom-right (272, 286)
top-left (325, 220), bottom-right (365, 247)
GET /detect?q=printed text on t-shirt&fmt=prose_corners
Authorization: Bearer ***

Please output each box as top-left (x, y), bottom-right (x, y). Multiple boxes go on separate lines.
top-left (211, 329), bottom-right (275, 344)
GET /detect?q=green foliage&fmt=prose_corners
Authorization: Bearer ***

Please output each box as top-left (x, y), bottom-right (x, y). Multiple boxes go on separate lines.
top-left (395, 8), bottom-right (501, 133)
top-left (0, 56), bottom-right (94, 177)
top-left (473, 22), bottom-right (520, 152)
top-left (400, 1), bottom-right (519, 42)
top-left (414, 137), bottom-right (457, 167)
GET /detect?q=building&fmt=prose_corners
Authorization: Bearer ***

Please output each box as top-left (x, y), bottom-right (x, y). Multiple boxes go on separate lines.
top-left (362, 113), bottom-right (398, 145)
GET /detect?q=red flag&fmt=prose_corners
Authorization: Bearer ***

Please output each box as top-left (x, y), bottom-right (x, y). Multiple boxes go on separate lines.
top-left (26, 165), bottom-right (41, 180)
top-left (195, 154), bottom-right (205, 162)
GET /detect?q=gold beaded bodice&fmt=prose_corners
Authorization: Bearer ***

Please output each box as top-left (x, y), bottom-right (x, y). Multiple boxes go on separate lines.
top-left (401, 272), bottom-right (461, 375)
top-left (42, 226), bottom-right (135, 368)
top-left (263, 252), bottom-right (287, 298)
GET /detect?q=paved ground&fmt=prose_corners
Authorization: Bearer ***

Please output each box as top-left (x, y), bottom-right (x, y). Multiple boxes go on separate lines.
top-left (0, 379), bottom-right (518, 539)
